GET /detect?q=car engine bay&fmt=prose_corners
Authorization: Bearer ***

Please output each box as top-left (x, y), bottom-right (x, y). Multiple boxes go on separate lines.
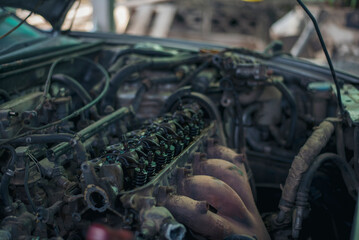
top-left (0, 19), bottom-right (359, 239)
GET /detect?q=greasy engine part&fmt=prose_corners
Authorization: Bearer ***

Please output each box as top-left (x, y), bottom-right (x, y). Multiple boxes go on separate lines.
top-left (1, 7), bottom-right (359, 238)
top-left (107, 102), bottom-right (267, 240)
top-left (155, 149), bottom-right (269, 240)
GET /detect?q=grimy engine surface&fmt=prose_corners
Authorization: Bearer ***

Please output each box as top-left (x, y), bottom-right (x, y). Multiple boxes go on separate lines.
top-left (77, 103), bottom-right (268, 240)
top-left (0, 32), bottom-right (357, 240)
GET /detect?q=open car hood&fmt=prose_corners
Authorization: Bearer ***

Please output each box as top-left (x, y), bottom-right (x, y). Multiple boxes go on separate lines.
top-left (0, 0), bottom-right (75, 30)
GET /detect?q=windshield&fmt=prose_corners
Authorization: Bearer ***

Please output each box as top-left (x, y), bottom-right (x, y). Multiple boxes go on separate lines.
top-left (0, 9), bottom-right (46, 50)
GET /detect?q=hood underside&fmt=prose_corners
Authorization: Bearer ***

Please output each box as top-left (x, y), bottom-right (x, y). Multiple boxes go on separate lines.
top-left (0, 0), bottom-right (75, 30)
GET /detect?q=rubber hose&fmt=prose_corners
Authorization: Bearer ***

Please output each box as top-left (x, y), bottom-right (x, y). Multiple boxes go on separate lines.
top-left (0, 145), bottom-right (17, 212)
top-left (1, 134), bottom-right (87, 163)
top-left (272, 80), bottom-right (297, 148)
top-left (52, 74), bottom-right (92, 104)
top-left (103, 55), bottom-right (208, 107)
top-left (110, 48), bottom-right (175, 65)
top-left (132, 84), bottom-right (148, 113)
top-left (277, 119), bottom-right (335, 222)
top-left (292, 153), bottom-right (358, 238)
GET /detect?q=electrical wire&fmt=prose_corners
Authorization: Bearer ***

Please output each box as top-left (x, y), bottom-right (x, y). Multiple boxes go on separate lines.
top-left (297, 0), bottom-right (344, 116)
top-left (219, 77), bottom-right (257, 200)
top-left (271, 79), bottom-right (297, 147)
top-left (0, 0), bottom-right (42, 40)
top-left (27, 151), bottom-right (43, 179)
top-left (51, 74), bottom-right (92, 104)
top-left (0, 57), bottom-right (109, 146)
top-left (177, 58), bottom-right (212, 88)
top-left (30, 57), bottom-right (109, 131)
top-left (35, 58), bottom-right (62, 111)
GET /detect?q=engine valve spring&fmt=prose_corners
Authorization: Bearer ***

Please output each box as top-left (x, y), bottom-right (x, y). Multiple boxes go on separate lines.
top-left (199, 120), bottom-right (205, 130)
top-left (183, 136), bottom-right (191, 147)
top-left (183, 125), bottom-right (190, 137)
top-left (175, 142), bottom-right (184, 156)
top-left (166, 145), bottom-right (175, 163)
top-left (175, 131), bottom-right (185, 154)
top-left (155, 150), bottom-right (167, 172)
top-left (133, 168), bottom-right (147, 187)
top-left (146, 161), bottom-right (156, 178)
top-left (190, 124), bottom-right (200, 137)
top-left (177, 130), bottom-right (184, 140)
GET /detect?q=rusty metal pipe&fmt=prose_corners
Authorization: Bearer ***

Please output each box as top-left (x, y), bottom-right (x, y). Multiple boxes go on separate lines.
top-left (192, 158), bottom-right (269, 240)
top-left (162, 195), bottom-right (253, 240)
top-left (206, 140), bottom-right (257, 201)
top-left (206, 139), bottom-right (244, 167)
top-left (177, 174), bottom-right (251, 224)
top-left (193, 158), bottom-right (255, 213)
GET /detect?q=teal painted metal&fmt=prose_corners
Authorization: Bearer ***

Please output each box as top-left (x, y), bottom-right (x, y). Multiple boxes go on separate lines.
top-left (0, 11), bottom-right (45, 48)
top-left (351, 196), bottom-right (359, 240)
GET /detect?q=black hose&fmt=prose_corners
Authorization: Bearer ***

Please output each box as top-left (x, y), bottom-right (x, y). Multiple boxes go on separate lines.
top-left (132, 84), bottom-right (148, 113)
top-left (292, 153), bottom-right (358, 239)
top-left (3, 133), bottom-right (76, 144)
top-left (272, 79), bottom-right (297, 148)
top-left (0, 57), bottom-right (110, 147)
top-left (110, 48), bottom-right (176, 65)
top-left (151, 75), bottom-right (179, 84)
top-left (243, 104), bottom-right (260, 126)
top-left (1, 134), bottom-right (87, 163)
top-left (231, 90), bottom-right (257, 201)
top-left (24, 158), bottom-right (36, 213)
top-left (277, 119), bottom-right (335, 223)
top-left (0, 145), bottom-right (17, 213)
top-left (297, 0), bottom-right (344, 116)
top-left (243, 104), bottom-right (295, 159)
top-left (246, 127), bottom-right (295, 159)
top-left (52, 74), bottom-right (92, 104)
top-left (52, 74), bottom-right (101, 120)
top-left (0, 89), bottom-right (10, 101)
top-left (298, 153), bottom-right (357, 199)
top-left (177, 59), bottom-right (211, 88)
top-left (34, 56), bottom-right (109, 121)
top-left (102, 54), bottom-right (209, 107)
top-left (242, 104), bottom-right (270, 153)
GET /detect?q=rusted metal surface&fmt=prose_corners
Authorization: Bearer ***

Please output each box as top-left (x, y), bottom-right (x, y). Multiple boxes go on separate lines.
top-left (206, 138), bottom-right (245, 166)
top-left (151, 142), bottom-right (270, 240)
top-left (279, 119), bottom-right (335, 215)
top-left (193, 158), bottom-right (255, 212)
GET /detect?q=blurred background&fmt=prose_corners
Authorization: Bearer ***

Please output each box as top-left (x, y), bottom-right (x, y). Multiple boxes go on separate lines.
top-left (16, 0), bottom-right (359, 75)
